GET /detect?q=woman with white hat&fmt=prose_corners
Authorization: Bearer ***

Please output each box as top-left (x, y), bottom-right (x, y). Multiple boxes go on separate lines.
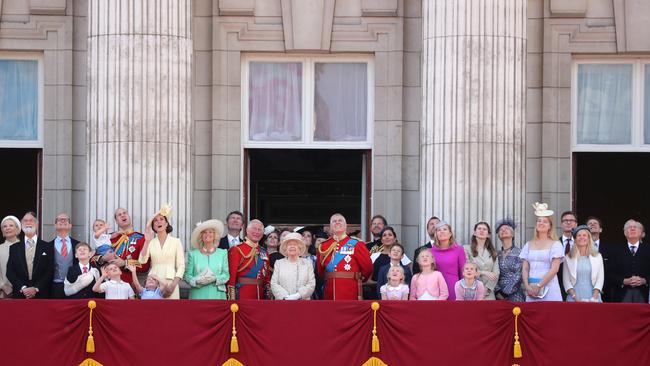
top-left (520, 202), bottom-right (565, 301)
top-left (0, 216), bottom-right (21, 298)
top-left (185, 219), bottom-right (230, 299)
top-left (270, 233), bottom-right (315, 300)
top-left (139, 204), bottom-right (185, 299)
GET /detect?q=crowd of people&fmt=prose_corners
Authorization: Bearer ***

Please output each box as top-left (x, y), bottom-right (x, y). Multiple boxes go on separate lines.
top-left (0, 202), bottom-right (648, 303)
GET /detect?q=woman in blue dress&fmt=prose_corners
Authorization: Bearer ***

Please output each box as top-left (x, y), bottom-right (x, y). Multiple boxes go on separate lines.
top-left (562, 225), bottom-right (604, 302)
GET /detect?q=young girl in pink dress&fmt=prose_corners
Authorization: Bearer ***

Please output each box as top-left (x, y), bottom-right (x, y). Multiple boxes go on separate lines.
top-left (380, 266), bottom-right (409, 300)
top-left (454, 262), bottom-right (486, 300)
top-left (410, 250), bottom-right (449, 300)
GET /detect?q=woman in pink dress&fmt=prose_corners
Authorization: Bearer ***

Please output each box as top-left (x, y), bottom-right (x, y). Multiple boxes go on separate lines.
top-left (430, 221), bottom-right (466, 300)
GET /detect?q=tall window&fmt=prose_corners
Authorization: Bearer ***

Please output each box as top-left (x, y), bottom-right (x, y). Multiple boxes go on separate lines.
top-left (243, 55), bottom-right (373, 148)
top-left (0, 54), bottom-right (42, 147)
top-left (573, 59), bottom-right (650, 150)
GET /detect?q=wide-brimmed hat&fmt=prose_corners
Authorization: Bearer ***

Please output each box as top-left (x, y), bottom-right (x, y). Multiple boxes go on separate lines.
top-left (532, 202), bottom-right (553, 217)
top-left (495, 218), bottom-right (516, 233)
top-left (191, 219), bottom-right (225, 248)
top-left (279, 232), bottom-right (306, 256)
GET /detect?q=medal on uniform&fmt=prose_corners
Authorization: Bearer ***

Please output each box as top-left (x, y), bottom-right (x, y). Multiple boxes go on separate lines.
top-left (128, 245), bottom-right (136, 253)
top-left (344, 255), bottom-right (352, 263)
top-left (344, 264), bottom-right (351, 271)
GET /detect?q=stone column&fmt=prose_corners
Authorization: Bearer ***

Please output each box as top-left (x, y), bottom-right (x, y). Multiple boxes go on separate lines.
top-left (421, 0), bottom-right (526, 244)
top-left (87, 0), bottom-right (192, 246)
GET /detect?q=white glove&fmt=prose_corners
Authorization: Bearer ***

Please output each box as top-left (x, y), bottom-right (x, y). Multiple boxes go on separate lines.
top-left (64, 272), bottom-right (95, 296)
top-left (284, 293), bottom-right (301, 300)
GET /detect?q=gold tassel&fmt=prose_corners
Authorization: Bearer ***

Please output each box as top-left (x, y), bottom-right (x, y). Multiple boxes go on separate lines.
top-left (86, 301), bottom-right (97, 353)
top-left (370, 302), bottom-right (380, 353)
top-left (512, 307), bottom-right (522, 359)
top-left (221, 358), bottom-right (244, 366)
top-left (79, 358), bottom-right (103, 366)
top-left (361, 357), bottom-right (387, 366)
top-left (230, 303), bottom-right (239, 354)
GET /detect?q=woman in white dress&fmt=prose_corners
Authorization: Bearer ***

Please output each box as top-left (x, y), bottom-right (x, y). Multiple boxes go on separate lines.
top-left (271, 233), bottom-right (315, 300)
top-left (520, 202), bottom-right (564, 302)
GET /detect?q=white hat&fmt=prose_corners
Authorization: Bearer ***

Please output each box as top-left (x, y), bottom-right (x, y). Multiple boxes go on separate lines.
top-left (190, 219), bottom-right (225, 248)
top-left (532, 202), bottom-right (553, 217)
top-left (279, 232), bottom-right (306, 257)
top-left (1, 215), bottom-right (21, 233)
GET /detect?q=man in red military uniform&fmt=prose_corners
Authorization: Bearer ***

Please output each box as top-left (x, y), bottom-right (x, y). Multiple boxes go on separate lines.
top-left (93, 208), bottom-right (150, 285)
top-left (317, 213), bottom-right (372, 300)
top-left (227, 219), bottom-right (271, 299)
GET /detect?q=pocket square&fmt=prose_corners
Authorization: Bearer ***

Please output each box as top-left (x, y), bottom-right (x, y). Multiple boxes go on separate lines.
top-left (41, 252), bottom-right (47, 256)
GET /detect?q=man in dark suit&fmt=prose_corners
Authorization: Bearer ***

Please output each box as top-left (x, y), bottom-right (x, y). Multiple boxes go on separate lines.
top-left (6, 212), bottom-right (54, 299)
top-left (219, 211), bottom-right (244, 250)
top-left (365, 214), bottom-right (387, 252)
top-left (587, 216), bottom-right (613, 301)
top-left (413, 216), bottom-right (439, 274)
top-left (608, 219), bottom-right (650, 303)
top-left (49, 213), bottom-right (80, 299)
top-left (557, 211), bottom-right (578, 300)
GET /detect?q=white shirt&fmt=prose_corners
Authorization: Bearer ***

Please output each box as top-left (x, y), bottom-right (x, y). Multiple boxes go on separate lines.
top-left (78, 262), bottom-right (91, 273)
top-left (100, 279), bottom-right (135, 299)
top-left (227, 234), bottom-right (241, 248)
top-left (24, 235), bottom-right (38, 248)
top-left (562, 235), bottom-right (574, 251)
top-left (628, 242), bottom-right (640, 253)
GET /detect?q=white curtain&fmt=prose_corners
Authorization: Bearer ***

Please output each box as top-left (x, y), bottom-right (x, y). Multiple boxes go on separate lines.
top-left (645, 65), bottom-right (650, 144)
top-left (576, 64), bottom-right (632, 144)
top-left (314, 63), bottom-right (367, 141)
top-left (248, 62), bottom-right (302, 141)
top-left (0, 60), bottom-right (38, 141)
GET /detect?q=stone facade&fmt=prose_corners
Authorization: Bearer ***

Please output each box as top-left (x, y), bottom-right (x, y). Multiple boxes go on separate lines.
top-left (0, 0), bottom-right (648, 253)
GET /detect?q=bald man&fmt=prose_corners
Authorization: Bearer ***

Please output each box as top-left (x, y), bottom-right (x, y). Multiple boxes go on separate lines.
top-left (317, 213), bottom-right (372, 300)
top-left (227, 219), bottom-right (271, 299)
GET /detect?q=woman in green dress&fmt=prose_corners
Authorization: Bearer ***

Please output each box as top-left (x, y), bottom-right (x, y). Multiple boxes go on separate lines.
top-left (185, 219), bottom-right (229, 299)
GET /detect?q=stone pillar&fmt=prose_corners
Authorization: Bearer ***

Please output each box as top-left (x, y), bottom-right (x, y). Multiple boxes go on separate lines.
top-left (421, 0), bottom-right (526, 245)
top-left (87, 0), bottom-right (192, 246)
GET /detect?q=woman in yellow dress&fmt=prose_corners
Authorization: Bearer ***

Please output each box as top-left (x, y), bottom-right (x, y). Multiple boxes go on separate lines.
top-left (139, 204), bottom-right (185, 299)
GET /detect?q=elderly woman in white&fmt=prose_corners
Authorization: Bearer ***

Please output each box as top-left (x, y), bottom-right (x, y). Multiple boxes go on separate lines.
top-left (271, 233), bottom-right (315, 300)
top-left (562, 225), bottom-right (604, 302)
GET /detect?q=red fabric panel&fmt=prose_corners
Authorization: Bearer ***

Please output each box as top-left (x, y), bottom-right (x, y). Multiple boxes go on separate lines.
top-left (1, 300), bottom-right (649, 365)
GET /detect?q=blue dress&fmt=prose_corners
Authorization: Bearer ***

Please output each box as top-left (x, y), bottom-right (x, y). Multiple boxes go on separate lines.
top-left (566, 256), bottom-right (601, 302)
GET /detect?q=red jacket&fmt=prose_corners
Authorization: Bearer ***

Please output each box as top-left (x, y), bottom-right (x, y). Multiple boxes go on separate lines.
top-left (317, 235), bottom-right (372, 300)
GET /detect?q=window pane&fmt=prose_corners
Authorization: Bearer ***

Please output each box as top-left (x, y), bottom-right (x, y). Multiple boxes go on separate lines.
top-left (314, 63), bottom-right (367, 141)
top-left (645, 65), bottom-right (650, 144)
top-left (576, 64), bottom-right (632, 144)
top-left (0, 60), bottom-right (38, 141)
top-left (248, 62), bottom-right (302, 141)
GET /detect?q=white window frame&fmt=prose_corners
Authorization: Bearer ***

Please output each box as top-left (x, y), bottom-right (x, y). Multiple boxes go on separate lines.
top-left (0, 52), bottom-right (44, 148)
top-left (572, 57), bottom-right (649, 152)
top-left (241, 54), bottom-right (374, 149)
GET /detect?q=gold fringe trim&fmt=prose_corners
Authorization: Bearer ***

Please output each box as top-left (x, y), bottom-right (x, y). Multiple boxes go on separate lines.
top-left (361, 356), bottom-right (387, 366)
top-left (222, 358), bottom-right (245, 366)
top-left (512, 307), bottom-right (522, 359)
top-left (79, 358), bottom-right (103, 366)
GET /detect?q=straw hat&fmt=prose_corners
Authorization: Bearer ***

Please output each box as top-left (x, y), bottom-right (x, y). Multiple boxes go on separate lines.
top-left (190, 219), bottom-right (225, 248)
top-left (279, 232), bottom-right (306, 256)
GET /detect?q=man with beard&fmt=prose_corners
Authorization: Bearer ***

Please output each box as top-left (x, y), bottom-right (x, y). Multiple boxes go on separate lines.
top-left (94, 208), bottom-right (150, 285)
top-left (317, 213), bottom-right (372, 300)
top-left (366, 215), bottom-right (387, 253)
top-left (6, 212), bottom-right (54, 299)
top-left (227, 219), bottom-right (271, 299)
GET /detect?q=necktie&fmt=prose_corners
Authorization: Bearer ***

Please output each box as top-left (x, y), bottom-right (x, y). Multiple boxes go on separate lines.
top-left (231, 238), bottom-right (238, 246)
top-left (565, 239), bottom-right (571, 255)
top-left (630, 246), bottom-right (637, 256)
top-left (82, 266), bottom-right (88, 274)
top-left (61, 238), bottom-right (68, 257)
top-left (26, 238), bottom-right (35, 280)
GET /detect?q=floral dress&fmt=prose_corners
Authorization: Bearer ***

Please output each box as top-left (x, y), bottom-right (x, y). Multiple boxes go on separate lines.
top-left (495, 246), bottom-right (525, 302)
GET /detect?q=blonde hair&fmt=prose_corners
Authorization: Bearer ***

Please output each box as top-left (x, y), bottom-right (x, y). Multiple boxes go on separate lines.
top-left (416, 249), bottom-right (437, 271)
top-left (433, 223), bottom-right (457, 248)
top-left (568, 230), bottom-right (599, 258)
top-left (533, 216), bottom-right (559, 241)
top-left (386, 266), bottom-right (406, 284)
